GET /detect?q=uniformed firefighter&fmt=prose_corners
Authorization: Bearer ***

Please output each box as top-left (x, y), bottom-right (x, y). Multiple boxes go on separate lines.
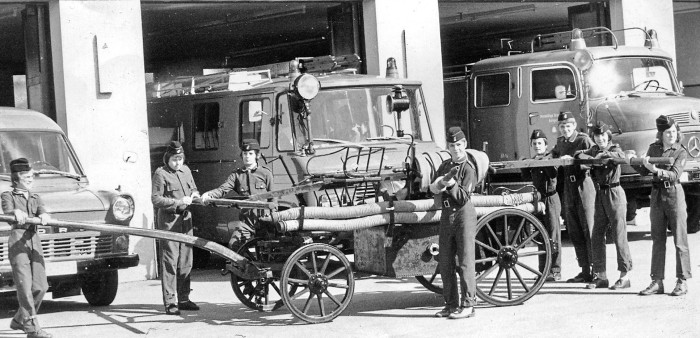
top-left (151, 141), bottom-right (201, 315)
top-left (551, 111), bottom-right (596, 283)
top-left (521, 129), bottom-right (562, 281)
top-left (574, 122), bottom-right (632, 290)
top-left (1, 158), bottom-right (53, 338)
top-left (200, 139), bottom-right (275, 250)
top-left (634, 115), bottom-right (692, 296)
top-left (430, 127), bottom-right (478, 320)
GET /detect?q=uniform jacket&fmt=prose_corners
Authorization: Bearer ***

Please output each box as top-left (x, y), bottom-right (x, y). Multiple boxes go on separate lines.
top-left (551, 131), bottom-right (595, 183)
top-left (1, 189), bottom-right (47, 221)
top-left (206, 165), bottom-right (274, 201)
top-left (633, 141), bottom-right (688, 184)
top-left (433, 158), bottom-right (478, 208)
top-left (575, 144), bottom-right (625, 185)
top-left (152, 165), bottom-right (199, 214)
top-left (522, 152), bottom-right (558, 195)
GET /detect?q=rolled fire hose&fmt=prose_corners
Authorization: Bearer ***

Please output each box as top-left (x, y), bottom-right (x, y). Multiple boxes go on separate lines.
top-left (269, 193), bottom-right (537, 222)
top-left (276, 202), bottom-right (544, 232)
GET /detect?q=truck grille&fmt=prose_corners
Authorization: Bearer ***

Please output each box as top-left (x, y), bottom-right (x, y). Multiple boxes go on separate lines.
top-left (0, 232), bottom-right (113, 263)
top-left (667, 111), bottom-right (699, 126)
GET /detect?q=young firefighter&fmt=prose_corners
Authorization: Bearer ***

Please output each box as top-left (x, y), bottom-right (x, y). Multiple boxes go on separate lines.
top-left (152, 141), bottom-right (201, 315)
top-left (430, 127), bottom-right (477, 320)
top-left (551, 111), bottom-right (596, 283)
top-left (521, 130), bottom-right (562, 281)
top-left (574, 123), bottom-right (632, 290)
top-left (200, 139), bottom-right (275, 250)
top-left (1, 158), bottom-right (52, 338)
top-left (634, 115), bottom-right (692, 296)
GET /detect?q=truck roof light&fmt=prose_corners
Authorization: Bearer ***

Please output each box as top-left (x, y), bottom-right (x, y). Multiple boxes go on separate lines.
top-left (293, 73), bottom-right (321, 100)
top-left (645, 29), bottom-right (659, 49)
top-left (570, 28), bottom-right (586, 50)
top-left (386, 57), bottom-right (399, 79)
top-left (573, 50), bottom-right (593, 72)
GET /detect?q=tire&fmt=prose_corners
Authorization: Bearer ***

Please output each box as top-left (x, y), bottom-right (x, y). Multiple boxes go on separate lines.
top-left (81, 270), bottom-right (119, 306)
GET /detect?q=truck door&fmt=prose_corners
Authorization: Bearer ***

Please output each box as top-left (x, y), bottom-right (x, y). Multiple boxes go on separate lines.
top-left (469, 69), bottom-right (519, 160)
top-left (522, 65), bottom-right (580, 156)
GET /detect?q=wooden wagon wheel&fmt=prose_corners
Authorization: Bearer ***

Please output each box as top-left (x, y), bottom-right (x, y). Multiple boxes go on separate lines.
top-left (475, 208), bottom-right (551, 306)
top-left (230, 238), bottom-right (296, 312)
top-left (280, 243), bottom-right (355, 323)
top-left (415, 208), bottom-right (551, 306)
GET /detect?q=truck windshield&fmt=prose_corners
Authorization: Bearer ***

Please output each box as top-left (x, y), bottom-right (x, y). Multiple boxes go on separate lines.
top-left (302, 86), bottom-right (432, 143)
top-left (0, 131), bottom-right (82, 176)
top-left (586, 57), bottom-right (677, 98)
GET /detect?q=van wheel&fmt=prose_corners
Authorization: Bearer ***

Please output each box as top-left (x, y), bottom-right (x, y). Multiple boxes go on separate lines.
top-left (81, 270), bottom-right (119, 306)
top-left (192, 247), bottom-right (211, 269)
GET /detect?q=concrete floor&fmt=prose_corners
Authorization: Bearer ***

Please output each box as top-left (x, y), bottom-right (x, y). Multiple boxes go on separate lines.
top-left (1, 207), bottom-right (699, 338)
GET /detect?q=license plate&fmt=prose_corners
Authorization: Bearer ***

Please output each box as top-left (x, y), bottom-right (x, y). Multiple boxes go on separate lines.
top-left (45, 261), bottom-right (77, 276)
top-left (691, 170), bottom-right (700, 181)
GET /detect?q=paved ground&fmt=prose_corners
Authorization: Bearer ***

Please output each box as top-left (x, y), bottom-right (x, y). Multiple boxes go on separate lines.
top-left (1, 208), bottom-right (699, 338)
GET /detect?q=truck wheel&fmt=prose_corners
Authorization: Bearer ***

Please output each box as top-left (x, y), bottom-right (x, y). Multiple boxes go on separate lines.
top-left (81, 270), bottom-right (119, 306)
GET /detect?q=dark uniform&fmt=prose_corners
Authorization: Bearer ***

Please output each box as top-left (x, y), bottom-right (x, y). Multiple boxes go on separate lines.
top-left (521, 130), bottom-right (561, 279)
top-left (575, 125), bottom-right (632, 289)
top-left (551, 112), bottom-right (595, 282)
top-left (431, 127), bottom-right (478, 319)
top-left (635, 115), bottom-right (692, 296)
top-left (1, 158), bottom-right (52, 338)
top-left (152, 141), bottom-right (199, 314)
top-left (203, 139), bottom-right (274, 250)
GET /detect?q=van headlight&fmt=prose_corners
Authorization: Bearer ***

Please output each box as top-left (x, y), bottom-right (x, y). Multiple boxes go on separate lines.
top-left (112, 195), bottom-right (135, 222)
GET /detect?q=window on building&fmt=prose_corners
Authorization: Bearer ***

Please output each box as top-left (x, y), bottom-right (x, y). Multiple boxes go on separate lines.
top-left (475, 73), bottom-right (510, 107)
top-left (241, 99), bottom-right (272, 148)
top-left (193, 102), bottom-right (220, 150)
top-left (531, 67), bottom-right (577, 102)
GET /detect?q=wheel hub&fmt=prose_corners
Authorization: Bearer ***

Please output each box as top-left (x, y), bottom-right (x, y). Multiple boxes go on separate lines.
top-left (308, 273), bottom-right (329, 295)
top-left (497, 246), bottom-right (518, 268)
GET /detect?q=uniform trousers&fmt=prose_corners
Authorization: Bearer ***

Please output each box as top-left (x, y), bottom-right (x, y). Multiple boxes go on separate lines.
top-left (439, 202), bottom-right (477, 308)
top-left (561, 176), bottom-right (595, 268)
top-left (649, 185), bottom-right (692, 280)
top-left (158, 211), bottom-right (193, 306)
top-left (539, 193), bottom-right (562, 273)
top-left (9, 228), bottom-right (48, 332)
top-left (591, 186), bottom-right (632, 274)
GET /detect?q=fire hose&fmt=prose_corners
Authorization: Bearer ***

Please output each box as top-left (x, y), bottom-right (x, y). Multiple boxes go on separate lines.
top-left (276, 202), bottom-right (544, 232)
top-left (0, 214), bottom-right (263, 280)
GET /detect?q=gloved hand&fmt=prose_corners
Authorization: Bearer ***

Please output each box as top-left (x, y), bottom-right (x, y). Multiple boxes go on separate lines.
top-left (39, 213), bottom-right (51, 226)
top-left (13, 209), bottom-right (28, 225)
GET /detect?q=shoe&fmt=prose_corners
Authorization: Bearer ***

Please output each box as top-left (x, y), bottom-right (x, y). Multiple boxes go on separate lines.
top-left (10, 318), bottom-right (24, 331)
top-left (448, 306), bottom-right (475, 319)
top-left (639, 280), bottom-right (664, 296)
top-left (178, 300), bottom-right (200, 311)
top-left (27, 329), bottom-right (53, 338)
top-left (566, 272), bottom-right (593, 283)
top-left (165, 304), bottom-right (181, 315)
top-left (585, 278), bottom-right (609, 289)
top-left (434, 306), bottom-right (453, 318)
top-left (670, 279), bottom-right (688, 296)
top-left (609, 279), bottom-right (631, 290)
top-left (545, 272), bottom-right (561, 282)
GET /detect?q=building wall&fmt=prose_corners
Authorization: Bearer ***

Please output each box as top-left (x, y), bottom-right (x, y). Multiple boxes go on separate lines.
top-left (363, 0), bottom-right (446, 146)
top-left (675, 6), bottom-right (700, 99)
top-left (609, 0), bottom-right (676, 62)
top-left (49, 0), bottom-right (156, 281)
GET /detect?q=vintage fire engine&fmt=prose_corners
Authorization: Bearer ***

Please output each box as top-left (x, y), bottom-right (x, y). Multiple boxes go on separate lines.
top-left (0, 108), bottom-right (138, 305)
top-left (445, 27), bottom-right (700, 232)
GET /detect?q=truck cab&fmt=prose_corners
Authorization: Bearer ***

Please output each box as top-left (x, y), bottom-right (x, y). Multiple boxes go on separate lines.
top-left (0, 107), bottom-right (139, 305)
top-left (452, 27), bottom-right (700, 230)
top-left (147, 55), bottom-right (446, 258)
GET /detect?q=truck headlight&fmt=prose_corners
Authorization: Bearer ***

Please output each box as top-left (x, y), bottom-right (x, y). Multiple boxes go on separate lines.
top-left (293, 73), bottom-right (321, 100)
top-left (112, 195), bottom-right (135, 222)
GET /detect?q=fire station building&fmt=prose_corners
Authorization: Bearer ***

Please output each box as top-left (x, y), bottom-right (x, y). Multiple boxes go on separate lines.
top-left (0, 0), bottom-right (696, 281)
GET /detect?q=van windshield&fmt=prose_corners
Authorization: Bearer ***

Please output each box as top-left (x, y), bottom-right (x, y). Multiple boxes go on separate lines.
top-left (0, 131), bottom-right (82, 176)
top-left (299, 86), bottom-right (432, 143)
top-left (586, 57), bottom-right (677, 98)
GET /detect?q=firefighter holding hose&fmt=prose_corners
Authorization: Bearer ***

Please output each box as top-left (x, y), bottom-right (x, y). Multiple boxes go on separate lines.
top-left (430, 127), bottom-right (478, 320)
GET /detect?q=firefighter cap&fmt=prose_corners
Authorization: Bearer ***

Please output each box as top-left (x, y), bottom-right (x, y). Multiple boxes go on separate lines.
top-left (9, 158), bottom-right (31, 173)
top-left (241, 139), bottom-right (261, 151)
top-left (656, 115), bottom-right (676, 132)
top-left (446, 126), bottom-right (466, 143)
top-left (592, 121), bottom-right (612, 136)
top-left (557, 111), bottom-right (576, 124)
top-left (163, 141), bottom-right (184, 164)
top-left (530, 129), bottom-right (547, 141)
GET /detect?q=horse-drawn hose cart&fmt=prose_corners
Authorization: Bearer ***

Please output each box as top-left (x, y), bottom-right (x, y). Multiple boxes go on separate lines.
top-left (0, 155), bottom-right (669, 323)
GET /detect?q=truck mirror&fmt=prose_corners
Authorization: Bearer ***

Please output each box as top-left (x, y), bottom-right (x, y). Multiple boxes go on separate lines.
top-left (247, 101), bottom-right (264, 122)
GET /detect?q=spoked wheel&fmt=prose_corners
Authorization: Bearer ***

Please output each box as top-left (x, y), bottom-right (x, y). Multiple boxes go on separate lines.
top-left (280, 243), bottom-right (354, 323)
top-left (415, 265), bottom-right (443, 294)
top-left (230, 238), bottom-right (296, 312)
top-left (475, 208), bottom-right (551, 306)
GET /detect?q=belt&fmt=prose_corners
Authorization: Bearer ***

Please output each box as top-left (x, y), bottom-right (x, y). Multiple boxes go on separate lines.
top-left (13, 223), bottom-right (36, 231)
top-left (543, 190), bottom-right (558, 197)
top-left (652, 181), bottom-right (678, 189)
top-left (568, 171), bottom-right (590, 183)
top-left (595, 182), bottom-right (620, 190)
